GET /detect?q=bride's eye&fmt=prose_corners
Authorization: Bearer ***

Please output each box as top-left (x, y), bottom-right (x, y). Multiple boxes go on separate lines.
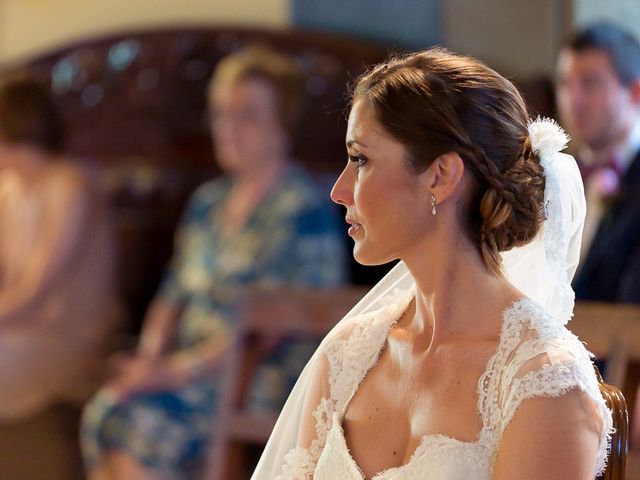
top-left (348, 154), bottom-right (368, 167)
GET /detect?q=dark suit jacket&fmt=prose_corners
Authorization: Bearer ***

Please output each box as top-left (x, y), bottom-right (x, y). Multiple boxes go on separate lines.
top-left (574, 150), bottom-right (640, 304)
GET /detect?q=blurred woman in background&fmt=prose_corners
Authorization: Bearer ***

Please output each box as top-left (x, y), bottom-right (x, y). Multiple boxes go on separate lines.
top-left (81, 45), bottom-right (346, 480)
top-left (0, 78), bottom-right (121, 420)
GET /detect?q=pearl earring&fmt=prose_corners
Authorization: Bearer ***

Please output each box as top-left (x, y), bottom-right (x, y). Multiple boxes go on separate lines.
top-left (431, 194), bottom-right (437, 216)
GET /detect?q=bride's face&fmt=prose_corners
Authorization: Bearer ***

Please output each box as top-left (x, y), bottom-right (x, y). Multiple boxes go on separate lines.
top-left (331, 100), bottom-right (433, 265)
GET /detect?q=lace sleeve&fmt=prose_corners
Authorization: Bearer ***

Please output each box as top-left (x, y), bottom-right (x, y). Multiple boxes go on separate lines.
top-left (497, 338), bottom-right (613, 477)
top-left (276, 362), bottom-right (335, 479)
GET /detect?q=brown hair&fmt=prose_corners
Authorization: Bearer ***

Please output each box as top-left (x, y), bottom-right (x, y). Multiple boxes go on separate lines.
top-left (208, 44), bottom-right (305, 139)
top-left (0, 78), bottom-right (64, 153)
top-left (353, 47), bottom-right (545, 275)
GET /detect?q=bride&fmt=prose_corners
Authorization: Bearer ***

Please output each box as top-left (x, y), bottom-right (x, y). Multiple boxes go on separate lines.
top-left (252, 47), bottom-right (612, 479)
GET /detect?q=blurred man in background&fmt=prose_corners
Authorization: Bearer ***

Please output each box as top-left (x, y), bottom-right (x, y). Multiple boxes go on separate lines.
top-left (556, 22), bottom-right (640, 304)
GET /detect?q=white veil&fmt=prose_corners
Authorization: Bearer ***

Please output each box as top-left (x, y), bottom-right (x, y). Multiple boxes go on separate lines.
top-left (251, 118), bottom-right (586, 479)
top-left (503, 118), bottom-right (584, 325)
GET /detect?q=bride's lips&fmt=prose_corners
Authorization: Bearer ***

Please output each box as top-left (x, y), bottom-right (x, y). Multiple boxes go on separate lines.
top-left (345, 216), bottom-right (362, 237)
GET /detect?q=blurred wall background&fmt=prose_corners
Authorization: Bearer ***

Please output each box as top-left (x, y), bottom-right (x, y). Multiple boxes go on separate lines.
top-left (1, 0), bottom-right (639, 76)
top-left (0, 0), bottom-right (289, 65)
top-left (575, 0), bottom-right (640, 40)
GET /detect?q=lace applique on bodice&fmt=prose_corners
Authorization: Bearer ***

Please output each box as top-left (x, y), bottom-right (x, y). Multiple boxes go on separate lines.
top-left (276, 292), bottom-right (613, 480)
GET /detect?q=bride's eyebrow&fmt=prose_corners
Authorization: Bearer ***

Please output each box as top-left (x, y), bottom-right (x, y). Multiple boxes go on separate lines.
top-left (346, 140), bottom-right (368, 149)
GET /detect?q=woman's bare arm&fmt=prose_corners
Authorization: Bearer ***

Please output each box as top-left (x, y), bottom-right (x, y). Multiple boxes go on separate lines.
top-left (0, 168), bottom-right (91, 323)
top-left (493, 389), bottom-right (603, 479)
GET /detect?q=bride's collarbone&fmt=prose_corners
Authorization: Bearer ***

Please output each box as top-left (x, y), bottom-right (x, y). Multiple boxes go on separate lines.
top-left (379, 335), bottom-right (499, 390)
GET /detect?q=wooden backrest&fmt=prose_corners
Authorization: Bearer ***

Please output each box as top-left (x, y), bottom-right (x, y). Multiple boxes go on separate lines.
top-left (569, 301), bottom-right (640, 480)
top-left (6, 27), bottom-right (389, 172)
top-left (205, 285), bottom-right (368, 480)
top-left (570, 302), bottom-right (640, 388)
top-left (595, 366), bottom-right (629, 480)
top-left (2, 27), bottom-right (389, 330)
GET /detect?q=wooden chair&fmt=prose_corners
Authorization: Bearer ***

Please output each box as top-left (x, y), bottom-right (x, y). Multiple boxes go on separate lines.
top-left (570, 302), bottom-right (640, 389)
top-left (0, 404), bottom-right (84, 480)
top-left (205, 285), bottom-right (368, 480)
top-left (569, 301), bottom-right (640, 480)
top-left (595, 366), bottom-right (629, 480)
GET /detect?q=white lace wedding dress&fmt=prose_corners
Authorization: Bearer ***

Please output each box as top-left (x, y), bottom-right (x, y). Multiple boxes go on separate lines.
top-left (270, 289), bottom-right (612, 480)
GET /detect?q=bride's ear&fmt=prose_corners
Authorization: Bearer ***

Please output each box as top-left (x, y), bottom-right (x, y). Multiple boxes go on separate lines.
top-left (422, 152), bottom-right (466, 203)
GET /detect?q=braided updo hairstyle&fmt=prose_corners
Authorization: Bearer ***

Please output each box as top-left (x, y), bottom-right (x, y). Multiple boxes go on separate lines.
top-left (352, 47), bottom-right (545, 275)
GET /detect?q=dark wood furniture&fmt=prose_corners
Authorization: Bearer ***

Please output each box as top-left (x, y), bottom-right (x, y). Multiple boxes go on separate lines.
top-left (3, 26), bottom-right (390, 328)
top-left (570, 302), bottom-right (640, 423)
top-left (569, 301), bottom-right (640, 479)
top-left (596, 366), bottom-right (628, 480)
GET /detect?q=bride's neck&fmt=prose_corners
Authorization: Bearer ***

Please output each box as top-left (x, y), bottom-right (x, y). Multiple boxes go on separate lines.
top-left (402, 236), bottom-right (516, 347)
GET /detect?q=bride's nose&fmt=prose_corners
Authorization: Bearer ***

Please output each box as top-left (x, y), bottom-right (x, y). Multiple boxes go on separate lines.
top-left (330, 166), bottom-right (354, 206)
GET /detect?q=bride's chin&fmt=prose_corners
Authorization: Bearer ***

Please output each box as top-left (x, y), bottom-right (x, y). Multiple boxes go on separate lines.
top-left (352, 245), bottom-right (392, 267)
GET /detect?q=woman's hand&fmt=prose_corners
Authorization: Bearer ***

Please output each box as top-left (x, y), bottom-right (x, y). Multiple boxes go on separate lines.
top-left (104, 354), bottom-right (188, 401)
top-left (104, 328), bottom-right (232, 403)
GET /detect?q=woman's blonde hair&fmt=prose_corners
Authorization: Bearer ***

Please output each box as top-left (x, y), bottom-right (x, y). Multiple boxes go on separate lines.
top-left (208, 44), bottom-right (305, 138)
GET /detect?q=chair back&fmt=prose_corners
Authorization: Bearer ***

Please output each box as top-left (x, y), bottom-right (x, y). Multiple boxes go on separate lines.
top-left (570, 302), bottom-right (640, 387)
top-left (569, 301), bottom-right (640, 480)
top-left (595, 366), bottom-right (628, 480)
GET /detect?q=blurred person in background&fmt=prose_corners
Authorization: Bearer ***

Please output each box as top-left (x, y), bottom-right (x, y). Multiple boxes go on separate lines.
top-left (81, 45), bottom-right (347, 480)
top-left (0, 78), bottom-right (121, 420)
top-left (555, 22), bottom-right (640, 303)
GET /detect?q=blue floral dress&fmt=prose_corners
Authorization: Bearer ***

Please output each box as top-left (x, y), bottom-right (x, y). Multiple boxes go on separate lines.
top-left (81, 166), bottom-right (347, 479)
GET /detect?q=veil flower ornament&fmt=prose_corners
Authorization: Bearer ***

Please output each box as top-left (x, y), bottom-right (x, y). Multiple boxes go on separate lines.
top-left (528, 117), bottom-right (570, 166)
